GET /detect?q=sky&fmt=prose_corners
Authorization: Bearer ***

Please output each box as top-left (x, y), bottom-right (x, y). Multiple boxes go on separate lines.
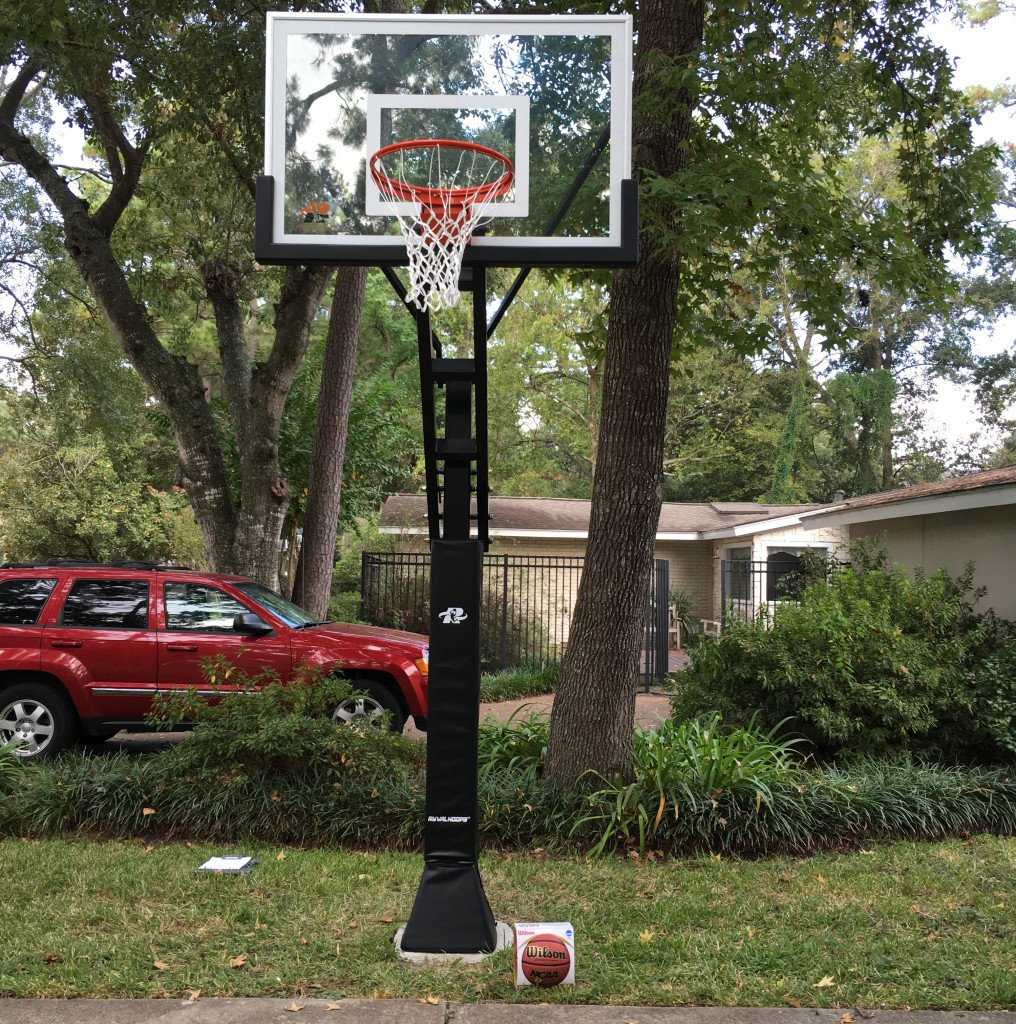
top-left (2, 10), bottom-right (1015, 460)
top-left (920, 9), bottom-right (1016, 452)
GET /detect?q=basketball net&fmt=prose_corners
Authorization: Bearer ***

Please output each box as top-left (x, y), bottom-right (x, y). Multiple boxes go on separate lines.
top-left (370, 141), bottom-right (514, 313)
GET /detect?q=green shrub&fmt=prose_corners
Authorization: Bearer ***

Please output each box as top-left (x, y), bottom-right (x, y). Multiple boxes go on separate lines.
top-left (479, 661), bottom-right (558, 703)
top-left (1, 661), bottom-right (427, 847)
top-left (672, 546), bottom-right (991, 759)
top-left (0, 743), bottom-right (23, 798)
top-left (973, 641), bottom-right (1016, 757)
top-left (146, 659), bottom-right (369, 773)
top-left (326, 591), bottom-right (364, 624)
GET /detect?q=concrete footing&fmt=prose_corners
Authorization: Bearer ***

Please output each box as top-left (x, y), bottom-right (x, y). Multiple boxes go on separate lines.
top-left (393, 919), bottom-right (513, 964)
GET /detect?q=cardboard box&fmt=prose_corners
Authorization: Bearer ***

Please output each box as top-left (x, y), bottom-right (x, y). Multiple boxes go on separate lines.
top-left (514, 922), bottom-right (575, 987)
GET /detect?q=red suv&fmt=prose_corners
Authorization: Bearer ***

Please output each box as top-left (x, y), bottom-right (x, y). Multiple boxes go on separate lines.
top-left (0, 561), bottom-right (429, 761)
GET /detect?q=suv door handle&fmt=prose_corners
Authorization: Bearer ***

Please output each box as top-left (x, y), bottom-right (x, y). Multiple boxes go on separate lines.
top-left (165, 643), bottom-right (198, 652)
top-left (50, 640), bottom-right (83, 649)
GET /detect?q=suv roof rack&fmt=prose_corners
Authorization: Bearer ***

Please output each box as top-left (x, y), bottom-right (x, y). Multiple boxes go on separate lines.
top-left (0, 559), bottom-right (193, 571)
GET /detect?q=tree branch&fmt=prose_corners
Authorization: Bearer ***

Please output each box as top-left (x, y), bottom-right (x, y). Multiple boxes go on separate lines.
top-left (200, 258), bottom-right (253, 434)
top-left (0, 118), bottom-right (91, 231)
top-left (0, 60), bottom-right (40, 125)
top-left (260, 265), bottom-right (332, 400)
top-left (80, 78), bottom-right (149, 236)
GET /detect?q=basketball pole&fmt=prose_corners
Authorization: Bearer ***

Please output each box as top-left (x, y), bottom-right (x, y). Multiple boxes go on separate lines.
top-left (399, 264), bottom-right (498, 953)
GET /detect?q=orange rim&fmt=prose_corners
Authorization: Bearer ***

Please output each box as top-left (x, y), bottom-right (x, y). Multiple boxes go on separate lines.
top-left (369, 139), bottom-right (515, 210)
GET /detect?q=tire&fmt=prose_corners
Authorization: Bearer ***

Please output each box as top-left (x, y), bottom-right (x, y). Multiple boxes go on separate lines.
top-left (0, 682), bottom-right (79, 761)
top-left (332, 677), bottom-right (406, 733)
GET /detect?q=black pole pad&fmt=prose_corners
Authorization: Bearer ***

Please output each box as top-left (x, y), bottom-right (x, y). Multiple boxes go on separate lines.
top-left (399, 539), bottom-right (496, 953)
top-left (400, 861), bottom-right (496, 954)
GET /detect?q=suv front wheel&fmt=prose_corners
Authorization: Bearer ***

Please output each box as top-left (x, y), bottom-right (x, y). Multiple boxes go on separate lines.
top-left (0, 682), bottom-right (78, 760)
top-left (332, 677), bottom-right (405, 733)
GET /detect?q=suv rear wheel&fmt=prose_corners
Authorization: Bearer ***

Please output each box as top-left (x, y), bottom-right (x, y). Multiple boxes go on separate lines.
top-left (0, 682), bottom-right (78, 760)
top-left (332, 677), bottom-right (405, 733)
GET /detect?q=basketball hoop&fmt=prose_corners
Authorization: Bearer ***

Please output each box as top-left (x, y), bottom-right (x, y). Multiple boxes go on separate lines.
top-left (369, 139), bottom-right (514, 312)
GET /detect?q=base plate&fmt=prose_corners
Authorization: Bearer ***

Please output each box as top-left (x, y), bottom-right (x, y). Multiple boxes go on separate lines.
top-left (394, 920), bottom-right (513, 964)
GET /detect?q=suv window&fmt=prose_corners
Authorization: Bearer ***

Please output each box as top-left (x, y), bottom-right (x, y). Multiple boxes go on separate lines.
top-left (164, 582), bottom-right (250, 632)
top-left (0, 578), bottom-right (57, 625)
top-left (61, 579), bottom-right (150, 629)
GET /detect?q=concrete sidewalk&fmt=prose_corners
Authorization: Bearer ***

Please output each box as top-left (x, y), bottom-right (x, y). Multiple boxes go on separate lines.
top-left (1, 1000), bottom-right (1014, 1024)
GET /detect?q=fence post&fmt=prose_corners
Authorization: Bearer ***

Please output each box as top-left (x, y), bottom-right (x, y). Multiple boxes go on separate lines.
top-left (643, 565), bottom-right (654, 693)
top-left (655, 559), bottom-right (669, 689)
top-left (499, 554), bottom-right (509, 670)
top-left (359, 552), bottom-right (369, 623)
top-left (720, 558), bottom-right (727, 628)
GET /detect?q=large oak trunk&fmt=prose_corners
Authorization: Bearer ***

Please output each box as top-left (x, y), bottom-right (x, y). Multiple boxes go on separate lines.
top-left (545, 0), bottom-right (706, 787)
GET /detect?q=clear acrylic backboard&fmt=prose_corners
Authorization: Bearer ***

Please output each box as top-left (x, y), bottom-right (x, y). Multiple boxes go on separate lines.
top-left (256, 13), bottom-right (635, 267)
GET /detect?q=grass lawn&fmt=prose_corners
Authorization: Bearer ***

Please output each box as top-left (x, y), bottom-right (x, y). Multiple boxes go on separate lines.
top-left (2, 836), bottom-right (1016, 1007)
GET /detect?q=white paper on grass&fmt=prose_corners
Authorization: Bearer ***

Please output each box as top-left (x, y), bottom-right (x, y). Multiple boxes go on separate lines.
top-left (197, 855), bottom-right (257, 873)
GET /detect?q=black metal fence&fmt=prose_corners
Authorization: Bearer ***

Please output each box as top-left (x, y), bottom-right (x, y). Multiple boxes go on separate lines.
top-left (361, 551), bottom-right (671, 683)
top-left (643, 558), bottom-right (670, 692)
top-left (720, 556), bottom-right (819, 624)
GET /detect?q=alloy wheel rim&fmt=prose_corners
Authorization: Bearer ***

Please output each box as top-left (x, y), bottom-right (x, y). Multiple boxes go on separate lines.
top-left (0, 699), bottom-right (55, 756)
top-left (332, 696), bottom-right (386, 728)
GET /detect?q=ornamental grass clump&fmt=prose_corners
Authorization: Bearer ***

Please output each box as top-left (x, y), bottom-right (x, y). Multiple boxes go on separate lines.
top-left (477, 707), bottom-right (549, 784)
top-left (576, 714), bottom-right (807, 855)
top-left (573, 716), bottom-right (1016, 857)
top-left (479, 661), bottom-right (559, 703)
top-left (0, 742), bottom-right (24, 798)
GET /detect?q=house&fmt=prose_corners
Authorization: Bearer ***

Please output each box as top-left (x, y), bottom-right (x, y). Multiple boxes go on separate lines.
top-left (378, 494), bottom-right (849, 630)
top-left (798, 466), bottom-right (1016, 621)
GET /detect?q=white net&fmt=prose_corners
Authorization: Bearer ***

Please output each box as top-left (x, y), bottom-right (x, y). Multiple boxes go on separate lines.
top-left (372, 143), bottom-right (512, 313)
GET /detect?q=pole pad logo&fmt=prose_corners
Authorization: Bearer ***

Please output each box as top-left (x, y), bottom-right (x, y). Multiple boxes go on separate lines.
top-left (438, 607), bottom-right (468, 624)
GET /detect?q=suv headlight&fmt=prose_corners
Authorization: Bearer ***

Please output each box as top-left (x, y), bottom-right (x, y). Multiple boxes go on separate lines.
top-left (414, 648), bottom-right (429, 676)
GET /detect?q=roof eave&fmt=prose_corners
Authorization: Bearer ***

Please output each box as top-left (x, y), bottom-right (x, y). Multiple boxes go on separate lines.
top-left (801, 485), bottom-right (1016, 527)
top-left (700, 511), bottom-right (817, 541)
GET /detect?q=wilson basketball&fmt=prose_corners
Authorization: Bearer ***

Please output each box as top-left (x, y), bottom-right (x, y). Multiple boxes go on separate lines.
top-left (520, 933), bottom-right (572, 987)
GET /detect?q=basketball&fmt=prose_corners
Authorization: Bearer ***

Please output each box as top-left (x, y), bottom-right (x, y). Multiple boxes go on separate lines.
top-left (520, 933), bottom-right (572, 987)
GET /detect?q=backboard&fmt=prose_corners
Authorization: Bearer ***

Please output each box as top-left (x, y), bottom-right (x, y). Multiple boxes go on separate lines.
top-left (256, 13), bottom-right (635, 268)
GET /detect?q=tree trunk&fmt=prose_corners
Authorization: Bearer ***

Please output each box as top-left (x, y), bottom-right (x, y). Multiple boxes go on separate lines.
top-left (544, 0), bottom-right (706, 787)
top-left (203, 260), bottom-right (332, 589)
top-left (292, 266), bottom-right (368, 617)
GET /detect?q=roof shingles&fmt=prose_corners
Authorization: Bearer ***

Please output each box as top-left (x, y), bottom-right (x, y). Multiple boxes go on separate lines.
top-left (823, 466), bottom-right (1016, 514)
top-left (380, 494), bottom-right (824, 535)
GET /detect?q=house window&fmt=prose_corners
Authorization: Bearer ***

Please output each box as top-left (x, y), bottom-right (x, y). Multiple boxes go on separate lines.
top-left (765, 546), bottom-right (826, 602)
top-left (726, 546), bottom-right (751, 601)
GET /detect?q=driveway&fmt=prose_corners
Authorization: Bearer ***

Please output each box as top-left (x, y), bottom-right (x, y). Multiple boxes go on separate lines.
top-left (103, 691), bottom-right (672, 752)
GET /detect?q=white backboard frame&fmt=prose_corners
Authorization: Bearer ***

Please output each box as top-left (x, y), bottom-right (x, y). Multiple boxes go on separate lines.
top-left (261, 12), bottom-right (634, 265)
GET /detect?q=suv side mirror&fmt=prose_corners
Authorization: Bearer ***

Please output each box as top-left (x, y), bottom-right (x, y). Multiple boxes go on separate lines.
top-left (233, 611), bottom-right (273, 635)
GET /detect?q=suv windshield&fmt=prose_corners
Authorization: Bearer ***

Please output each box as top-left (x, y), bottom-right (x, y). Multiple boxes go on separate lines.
top-left (234, 582), bottom-right (320, 628)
